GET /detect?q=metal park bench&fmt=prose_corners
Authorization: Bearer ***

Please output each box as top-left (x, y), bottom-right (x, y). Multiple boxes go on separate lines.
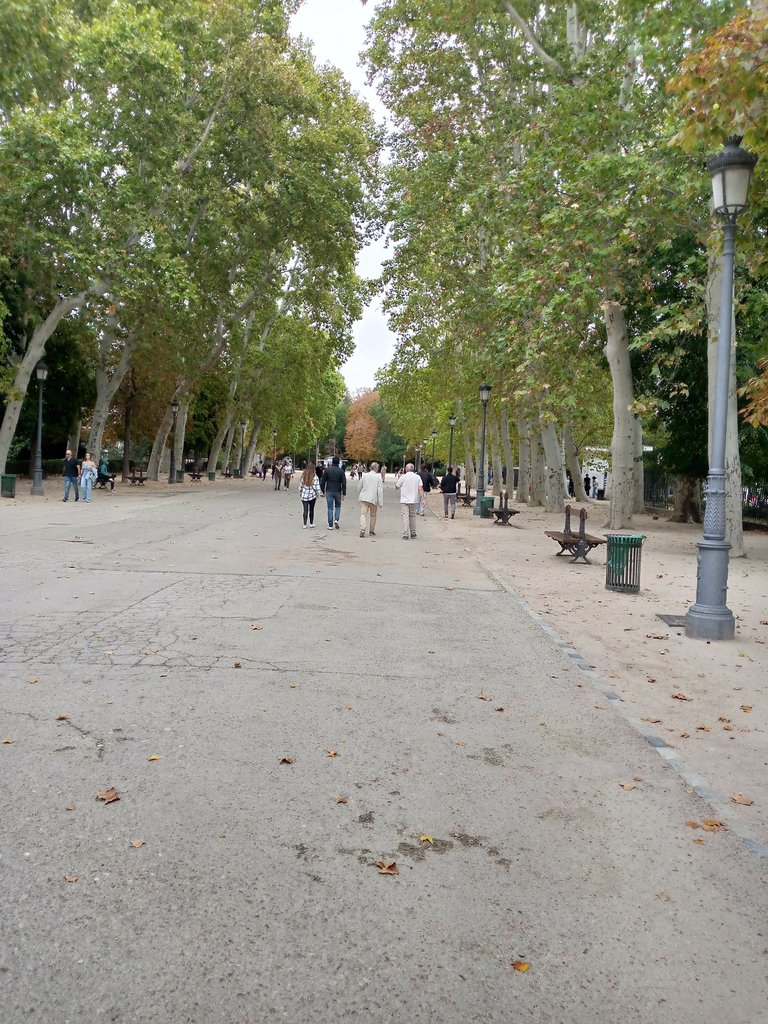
top-left (545, 505), bottom-right (606, 564)
top-left (492, 490), bottom-right (520, 526)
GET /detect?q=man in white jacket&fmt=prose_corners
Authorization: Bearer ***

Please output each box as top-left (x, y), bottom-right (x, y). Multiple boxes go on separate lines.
top-left (357, 462), bottom-right (384, 537)
top-left (394, 463), bottom-right (424, 540)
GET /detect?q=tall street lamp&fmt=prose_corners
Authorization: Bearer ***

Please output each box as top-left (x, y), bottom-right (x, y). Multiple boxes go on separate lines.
top-left (448, 413), bottom-right (456, 469)
top-left (168, 398), bottom-right (180, 484)
top-left (473, 383), bottom-right (492, 516)
top-left (239, 422), bottom-right (247, 477)
top-left (30, 360), bottom-right (48, 496)
top-left (686, 136), bottom-right (757, 641)
top-left (272, 429), bottom-right (277, 471)
top-left (415, 446), bottom-right (421, 473)
top-left (431, 428), bottom-right (437, 473)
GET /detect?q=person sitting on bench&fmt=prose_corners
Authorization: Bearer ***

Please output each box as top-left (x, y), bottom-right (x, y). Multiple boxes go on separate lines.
top-left (97, 456), bottom-right (115, 490)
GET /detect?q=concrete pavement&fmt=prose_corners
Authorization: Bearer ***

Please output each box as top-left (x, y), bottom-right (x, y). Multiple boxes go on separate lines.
top-left (1, 479), bottom-right (766, 1023)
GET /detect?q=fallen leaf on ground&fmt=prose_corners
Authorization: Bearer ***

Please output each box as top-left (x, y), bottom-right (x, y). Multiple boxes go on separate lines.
top-left (718, 716), bottom-right (731, 723)
top-left (512, 961), bottom-right (529, 972)
top-left (27, 677), bottom-right (38, 685)
top-left (619, 782), bottom-right (637, 791)
top-left (376, 859), bottom-right (399, 875)
top-left (656, 891), bottom-right (671, 902)
top-left (693, 838), bottom-right (705, 845)
top-left (233, 661), bottom-right (242, 669)
top-left (335, 796), bottom-right (348, 804)
top-left (641, 717), bottom-right (662, 724)
top-left (741, 705), bottom-right (753, 713)
top-left (279, 756), bottom-right (294, 765)
top-left (129, 839), bottom-right (145, 848)
top-left (477, 693), bottom-right (492, 701)
top-left (326, 749), bottom-right (338, 758)
top-left (64, 875), bottom-right (78, 883)
top-left (289, 683), bottom-right (297, 689)
top-left (672, 693), bottom-right (692, 701)
top-left (701, 819), bottom-right (726, 832)
top-left (147, 754), bottom-right (161, 762)
top-left (419, 835), bottom-right (434, 844)
top-left (680, 731), bottom-right (690, 738)
top-left (65, 804), bottom-right (76, 811)
top-left (427, 650), bottom-right (435, 654)
top-left (56, 714), bottom-right (69, 721)
top-left (594, 704), bottom-right (607, 711)
top-left (96, 787), bottom-right (120, 804)
top-left (495, 707), bottom-right (505, 712)
top-left (251, 624), bottom-right (263, 631)
top-left (723, 725), bottom-right (735, 732)
top-left (730, 793), bottom-right (754, 806)
top-left (633, 776), bottom-right (643, 782)
top-left (106, 651), bottom-right (114, 656)
top-left (344, 706), bottom-right (353, 711)
top-left (2, 737), bottom-right (14, 744)
top-left (685, 821), bottom-right (701, 829)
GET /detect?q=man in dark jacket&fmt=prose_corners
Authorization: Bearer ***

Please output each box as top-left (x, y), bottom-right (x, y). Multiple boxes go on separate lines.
top-left (62, 449), bottom-right (79, 502)
top-left (439, 466), bottom-right (459, 519)
top-left (418, 465), bottom-right (437, 516)
top-left (321, 455), bottom-right (346, 529)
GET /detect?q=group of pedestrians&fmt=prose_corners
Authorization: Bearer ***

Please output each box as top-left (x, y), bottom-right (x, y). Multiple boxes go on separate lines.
top-left (62, 449), bottom-right (104, 503)
top-left (273, 458), bottom-right (293, 490)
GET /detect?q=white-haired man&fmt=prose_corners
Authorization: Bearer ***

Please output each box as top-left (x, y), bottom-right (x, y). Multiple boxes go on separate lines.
top-left (357, 461), bottom-right (384, 537)
top-left (394, 462), bottom-right (424, 540)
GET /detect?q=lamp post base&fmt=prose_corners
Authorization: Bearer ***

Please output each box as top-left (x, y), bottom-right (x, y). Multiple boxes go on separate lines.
top-left (473, 490), bottom-right (484, 516)
top-left (685, 538), bottom-right (735, 640)
top-left (685, 603), bottom-right (735, 641)
top-left (30, 481), bottom-right (44, 496)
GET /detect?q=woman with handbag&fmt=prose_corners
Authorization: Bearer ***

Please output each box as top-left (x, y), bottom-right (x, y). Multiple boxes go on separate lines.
top-left (298, 464), bottom-right (321, 528)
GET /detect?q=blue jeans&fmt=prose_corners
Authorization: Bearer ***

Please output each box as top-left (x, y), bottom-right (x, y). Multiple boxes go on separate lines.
top-left (80, 476), bottom-right (93, 501)
top-left (64, 476), bottom-right (79, 501)
top-left (326, 491), bottom-right (342, 526)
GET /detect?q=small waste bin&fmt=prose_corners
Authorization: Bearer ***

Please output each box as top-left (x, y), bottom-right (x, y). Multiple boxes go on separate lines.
top-left (208, 471), bottom-right (216, 481)
top-left (176, 469), bottom-right (184, 482)
top-left (1, 473), bottom-right (16, 498)
top-left (605, 534), bottom-right (646, 593)
top-left (479, 495), bottom-right (495, 519)
top-left (233, 468), bottom-right (241, 479)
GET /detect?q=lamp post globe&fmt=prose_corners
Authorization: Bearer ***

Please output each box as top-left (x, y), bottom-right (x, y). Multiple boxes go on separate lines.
top-left (448, 414), bottom-right (456, 469)
top-left (686, 137), bottom-right (757, 641)
top-left (30, 361), bottom-right (48, 496)
top-left (473, 384), bottom-right (492, 515)
top-left (168, 398), bottom-right (180, 484)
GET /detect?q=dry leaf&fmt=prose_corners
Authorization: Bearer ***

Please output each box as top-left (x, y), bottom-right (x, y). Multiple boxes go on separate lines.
top-left (106, 651), bottom-right (114, 656)
top-left (233, 661), bottom-right (242, 669)
top-left (633, 776), bottom-right (643, 782)
top-left (656, 891), bottom-right (671, 902)
top-left (619, 782), bottom-right (637, 791)
top-left (147, 754), bottom-right (161, 762)
top-left (594, 704), bottom-right (607, 711)
top-left (477, 693), bottom-right (492, 701)
top-left (95, 787), bottom-right (120, 804)
top-left (335, 796), bottom-right (348, 804)
top-left (494, 707), bottom-right (505, 712)
top-left (289, 683), bottom-right (297, 689)
top-left (512, 961), bottom-right (529, 972)
top-left (56, 714), bottom-right (70, 721)
top-left (723, 725), bottom-right (735, 732)
top-left (730, 793), bottom-right (754, 806)
top-left (344, 706), bottom-right (353, 711)
top-left (680, 731), bottom-right (690, 738)
top-left (685, 821), bottom-right (701, 829)
top-left (696, 725), bottom-right (711, 732)
top-left (279, 756), bottom-right (294, 765)
top-left (641, 717), bottom-right (662, 724)
top-left (693, 838), bottom-right (705, 845)
top-left (376, 859), bottom-right (399, 875)
top-left (718, 716), bottom-right (731, 723)
top-left (27, 677), bottom-right (38, 685)
top-left (2, 737), bottom-right (14, 744)
top-left (65, 803), bottom-right (76, 811)
top-left (419, 835), bottom-right (434, 844)
top-left (64, 875), bottom-right (78, 883)
top-left (740, 705), bottom-right (753, 713)
top-left (251, 624), bottom-right (263, 630)
top-left (701, 819), bottom-right (725, 832)
top-left (326, 749), bottom-right (338, 758)
top-left (672, 693), bottom-right (692, 701)
top-left (427, 650), bottom-right (435, 654)
top-left (129, 839), bottom-right (145, 848)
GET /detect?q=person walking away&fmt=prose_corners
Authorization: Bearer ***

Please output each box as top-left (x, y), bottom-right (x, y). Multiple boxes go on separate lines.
top-left (283, 459), bottom-right (293, 489)
top-left (380, 464), bottom-right (387, 483)
top-left (358, 461), bottom-right (384, 537)
top-left (79, 452), bottom-right (97, 502)
top-left (395, 463), bottom-right (424, 540)
top-left (583, 473), bottom-right (591, 497)
top-left (62, 449), bottom-right (79, 502)
top-left (418, 463), bottom-right (437, 516)
top-left (97, 455), bottom-right (114, 490)
top-left (299, 464), bottom-right (320, 528)
top-left (321, 455), bottom-right (346, 529)
top-left (274, 460), bottom-right (283, 491)
top-left (440, 466), bottom-right (459, 519)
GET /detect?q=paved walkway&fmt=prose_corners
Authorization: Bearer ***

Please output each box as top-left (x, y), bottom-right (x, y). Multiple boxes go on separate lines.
top-left (1, 481), bottom-right (766, 1023)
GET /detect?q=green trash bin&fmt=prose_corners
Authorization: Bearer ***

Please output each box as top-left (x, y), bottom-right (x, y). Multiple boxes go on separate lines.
top-left (208, 471), bottom-right (216, 481)
top-left (1, 473), bottom-right (16, 498)
top-left (479, 495), bottom-right (495, 519)
top-left (176, 469), bottom-right (184, 482)
top-left (605, 534), bottom-right (646, 593)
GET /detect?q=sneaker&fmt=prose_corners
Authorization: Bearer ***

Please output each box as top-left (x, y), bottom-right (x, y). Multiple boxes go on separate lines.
top-left (328, 525), bottom-right (333, 529)
top-left (309, 524), bottom-right (315, 528)
top-left (370, 531), bottom-right (375, 536)
top-left (410, 533), bottom-right (416, 538)
top-left (359, 530), bottom-right (365, 538)
top-left (444, 515), bottom-right (448, 519)
top-left (451, 514), bottom-right (455, 519)
top-left (402, 536), bottom-right (409, 540)
top-left (335, 522), bottom-right (339, 529)
top-left (303, 524), bottom-right (307, 529)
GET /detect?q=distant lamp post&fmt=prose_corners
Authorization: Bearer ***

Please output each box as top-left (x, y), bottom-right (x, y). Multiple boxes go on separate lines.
top-left (473, 383), bottom-right (492, 516)
top-left (272, 429), bottom-right (277, 468)
top-left (415, 446), bottom-right (421, 473)
top-left (239, 422), bottom-right (247, 477)
top-left (448, 414), bottom-right (457, 469)
top-left (431, 428), bottom-right (437, 472)
top-left (168, 398), bottom-right (180, 484)
top-left (30, 360), bottom-right (48, 496)
top-left (686, 136), bottom-right (757, 641)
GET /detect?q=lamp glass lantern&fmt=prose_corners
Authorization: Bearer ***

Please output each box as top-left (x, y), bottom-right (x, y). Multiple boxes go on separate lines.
top-left (171, 398), bottom-right (180, 415)
top-left (707, 135), bottom-right (757, 221)
top-left (479, 383), bottom-right (492, 404)
top-left (35, 361), bottom-right (49, 382)
top-left (449, 414), bottom-right (456, 428)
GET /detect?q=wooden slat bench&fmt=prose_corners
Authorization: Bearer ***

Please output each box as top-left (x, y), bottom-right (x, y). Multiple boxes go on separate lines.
top-left (456, 483), bottom-right (475, 507)
top-left (493, 490), bottom-right (520, 526)
top-left (545, 505), bottom-right (606, 564)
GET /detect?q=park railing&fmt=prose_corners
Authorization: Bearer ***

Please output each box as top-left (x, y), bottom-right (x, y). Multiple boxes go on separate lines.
top-left (644, 469), bottom-right (768, 525)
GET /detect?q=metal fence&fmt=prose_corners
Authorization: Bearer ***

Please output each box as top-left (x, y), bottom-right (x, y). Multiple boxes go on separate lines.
top-left (644, 469), bottom-right (768, 524)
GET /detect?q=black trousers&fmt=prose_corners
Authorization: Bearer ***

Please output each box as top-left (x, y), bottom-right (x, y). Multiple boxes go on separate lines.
top-left (302, 499), bottom-right (316, 525)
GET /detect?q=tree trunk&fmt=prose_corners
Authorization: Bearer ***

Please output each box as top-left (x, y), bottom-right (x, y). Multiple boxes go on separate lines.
top-left (0, 287), bottom-right (103, 472)
top-left (603, 300), bottom-right (637, 529)
top-left (517, 411), bottom-right (530, 503)
top-left (244, 421), bottom-right (262, 474)
top-left (67, 419), bottom-right (82, 456)
top-left (490, 417), bottom-right (503, 495)
top-left (173, 402), bottom-right (189, 474)
top-left (706, 254), bottom-right (745, 557)
top-left (501, 409), bottom-right (515, 495)
top-left (529, 427), bottom-right (546, 506)
top-left (223, 424), bottom-right (235, 470)
top-left (563, 422), bottom-right (588, 501)
top-left (669, 474), bottom-right (702, 523)
top-left (208, 413), bottom-right (232, 472)
top-left (147, 406), bottom-right (175, 481)
top-left (539, 413), bottom-right (566, 513)
top-left (88, 334), bottom-right (137, 456)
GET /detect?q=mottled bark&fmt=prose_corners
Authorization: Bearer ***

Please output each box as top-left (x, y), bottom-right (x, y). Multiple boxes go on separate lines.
top-left (563, 422), bottom-right (588, 502)
top-left (501, 409), bottom-right (515, 495)
top-left (603, 300), bottom-right (637, 529)
top-left (529, 428), bottom-right (546, 506)
top-left (670, 475), bottom-right (702, 524)
top-left (539, 411), bottom-right (566, 513)
top-left (516, 412), bottom-right (530, 503)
